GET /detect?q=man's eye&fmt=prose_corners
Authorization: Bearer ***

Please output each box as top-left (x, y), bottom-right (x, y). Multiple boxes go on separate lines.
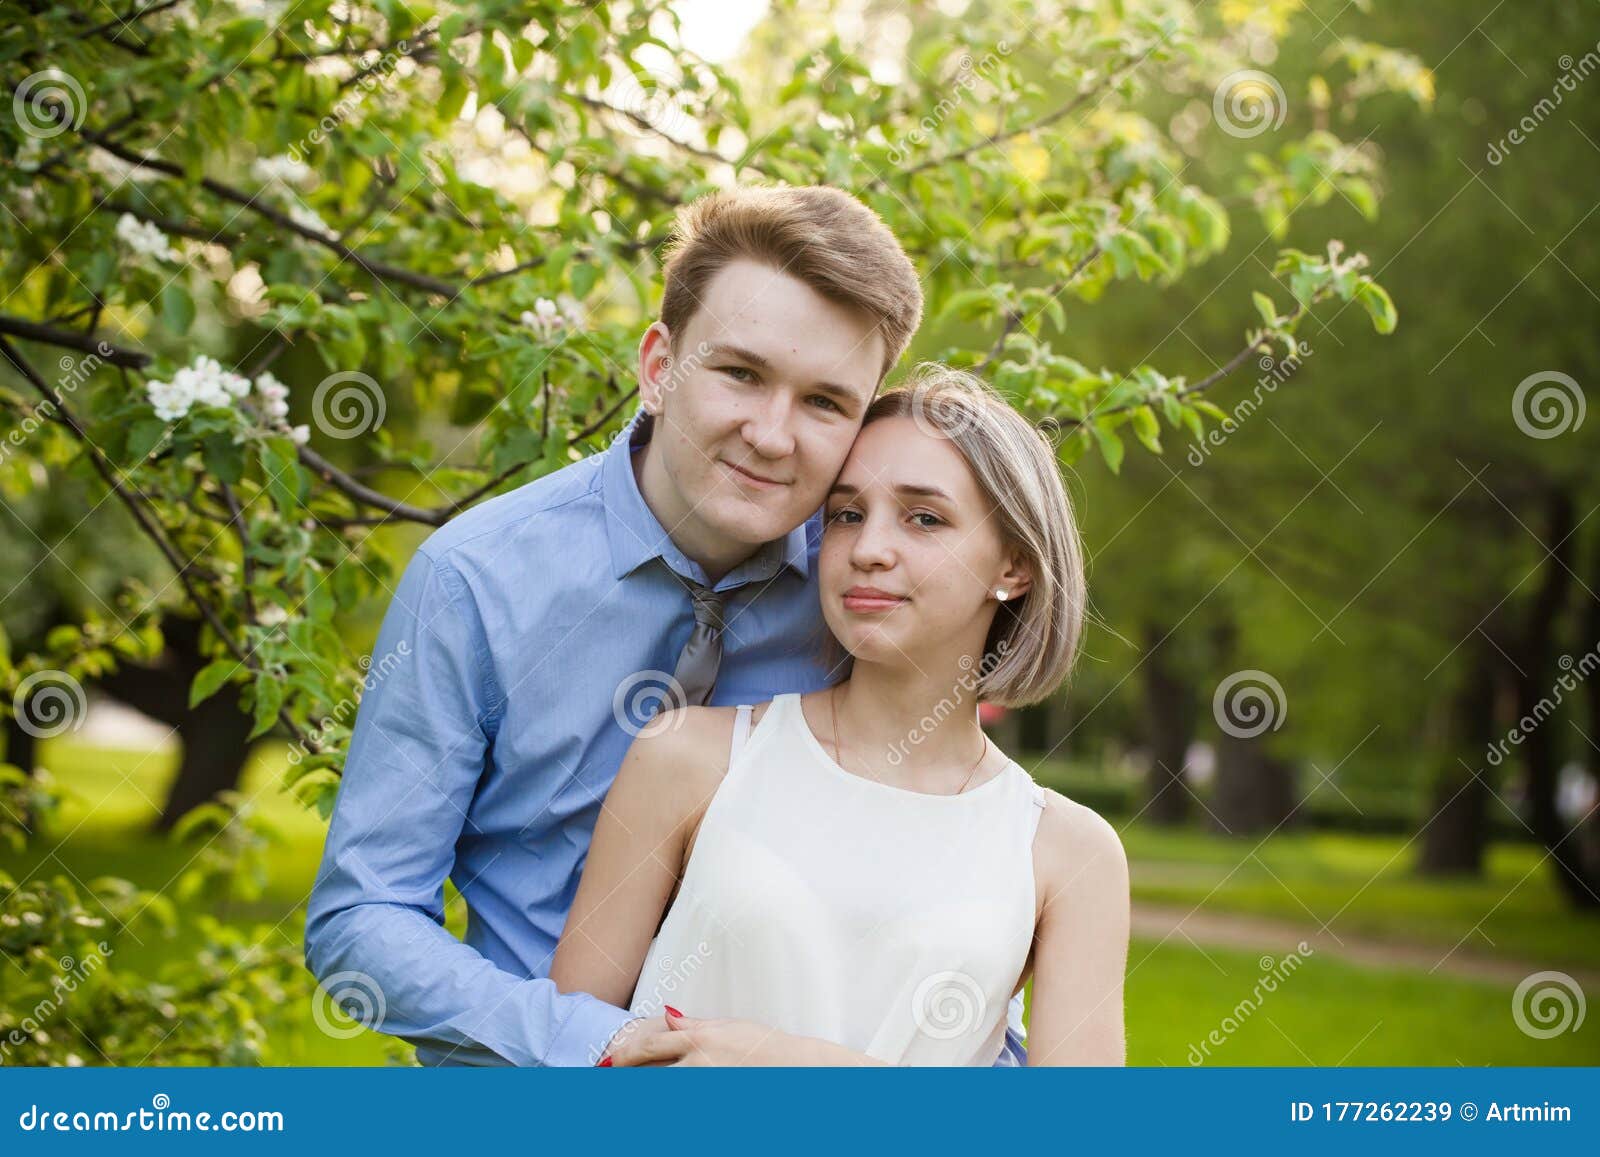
top-left (720, 366), bottom-right (755, 382)
top-left (809, 395), bottom-right (843, 413)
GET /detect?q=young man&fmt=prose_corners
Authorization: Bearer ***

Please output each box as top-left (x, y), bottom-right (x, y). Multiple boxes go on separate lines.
top-left (304, 185), bottom-right (1028, 1065)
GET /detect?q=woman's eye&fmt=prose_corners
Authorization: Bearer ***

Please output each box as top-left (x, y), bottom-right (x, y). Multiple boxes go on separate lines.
top-left (911, 512), bottom-right (944, 528)
top-left (827, 508), bottom-right (861, 525)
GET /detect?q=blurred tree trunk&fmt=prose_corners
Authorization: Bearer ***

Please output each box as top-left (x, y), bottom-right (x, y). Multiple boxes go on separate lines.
top-left (1418, 634), bottom-right (1501, 875)
top-left (1141, 620), bottom-right (1195, 826)
top-left (1206, 617), bottom-right (1297, 835)
top-left (1515, 488), bottom-right (1599, 909)
top-left (94, 617), bottom-right (256, 833)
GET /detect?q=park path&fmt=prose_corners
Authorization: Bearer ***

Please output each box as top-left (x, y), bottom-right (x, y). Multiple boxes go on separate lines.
top-left (1131, 902), bottom-right (1600, 991)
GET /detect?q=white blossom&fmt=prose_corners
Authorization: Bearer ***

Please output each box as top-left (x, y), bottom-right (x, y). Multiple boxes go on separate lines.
top-left (251, 153), bottom-right (314, 188)
top-left (144, 355), bottom-right (252, 422)
top-left (115, 212), bottom-right (177, 262)
top-left (289, 424), bottom-right (311, 445)
top-left (288, 202), bottom-right (333, 238)
top-left (521, 295), bottom-right (585, 339)
top-left (255, 370), bottom-right (291, 421)
top-left (256, 604), bottom-right (289, 627)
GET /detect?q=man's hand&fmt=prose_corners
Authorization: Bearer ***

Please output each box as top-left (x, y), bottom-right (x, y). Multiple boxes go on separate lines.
top-left (604, 1007), bottom-right (884, 1066)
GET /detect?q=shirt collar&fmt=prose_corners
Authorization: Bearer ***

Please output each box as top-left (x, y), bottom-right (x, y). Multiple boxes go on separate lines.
top-left (602, 405), bottom-right (812, 588)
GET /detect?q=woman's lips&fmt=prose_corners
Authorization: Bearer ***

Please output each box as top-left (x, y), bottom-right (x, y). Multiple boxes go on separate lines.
top-left (842, 590), bottom-right (908, 613)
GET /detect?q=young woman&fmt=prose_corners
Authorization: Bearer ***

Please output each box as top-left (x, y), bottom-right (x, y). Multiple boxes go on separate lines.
top-left (550, 365), bottom-right (1130, 1066)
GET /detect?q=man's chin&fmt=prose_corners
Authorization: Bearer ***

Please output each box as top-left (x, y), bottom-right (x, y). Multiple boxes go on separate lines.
top-left (702, 496), bottom-right (807, 547)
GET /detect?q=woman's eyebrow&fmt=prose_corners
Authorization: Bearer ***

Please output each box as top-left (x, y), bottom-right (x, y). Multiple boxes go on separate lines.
top-left (826, 481), bottom-right (954, 501)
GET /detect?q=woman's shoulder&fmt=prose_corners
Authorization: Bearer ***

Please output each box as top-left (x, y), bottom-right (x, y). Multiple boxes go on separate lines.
top-left (1031, 787), bottom-right (1129, 897)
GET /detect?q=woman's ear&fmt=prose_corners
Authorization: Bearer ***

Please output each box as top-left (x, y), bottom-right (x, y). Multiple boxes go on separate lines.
top-left (638, 321), bottom-right (674, 415)
top-left (995, 551), bottom-right (1033, 602)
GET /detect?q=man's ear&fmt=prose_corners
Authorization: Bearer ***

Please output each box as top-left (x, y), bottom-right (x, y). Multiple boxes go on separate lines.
top-left (638, 321), bottom-right (674, 415)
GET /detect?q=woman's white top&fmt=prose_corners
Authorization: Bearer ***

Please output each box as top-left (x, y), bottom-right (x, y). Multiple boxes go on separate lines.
top-left (627, 691), bottom-right (1047, 1065)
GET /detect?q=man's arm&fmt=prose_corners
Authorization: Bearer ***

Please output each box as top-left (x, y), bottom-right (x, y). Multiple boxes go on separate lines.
top-left (303, 548), bottom-right (634, 1067)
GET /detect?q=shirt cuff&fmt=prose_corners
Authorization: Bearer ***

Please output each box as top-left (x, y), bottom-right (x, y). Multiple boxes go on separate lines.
top-left (543, 993), bottom-right (639, 1068)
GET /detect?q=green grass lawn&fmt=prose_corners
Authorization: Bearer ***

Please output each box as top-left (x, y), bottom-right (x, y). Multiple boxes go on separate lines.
top-left (5, 738), bottom-right (1597, 1065)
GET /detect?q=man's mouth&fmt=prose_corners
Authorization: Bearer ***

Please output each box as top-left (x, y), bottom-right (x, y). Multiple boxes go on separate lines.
top-left (721, 460), bottom-right (789, 490)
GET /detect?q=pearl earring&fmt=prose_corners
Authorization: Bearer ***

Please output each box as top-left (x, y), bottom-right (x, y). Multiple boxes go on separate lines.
top-left (995, 589), bottom-right (1009, 601)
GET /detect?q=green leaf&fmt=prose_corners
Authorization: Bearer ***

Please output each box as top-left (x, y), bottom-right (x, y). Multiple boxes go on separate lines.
top-left (1356, 281), bottom-right (1398, 334)
top-left (1130, 405), bottom-right (1162, 453)
top-left (1091, 418), bottom-right (1125, 474)
top-left (248, 676), bottom-right (285, 740)
top-left (1252, 291), bottom-right (1277, 327)
top-left (126, 418), bottom-right (168, 461)
top-left (189, 659), bottom-right (237, 709)
top-left (161, 283), bottom-right (195, 335)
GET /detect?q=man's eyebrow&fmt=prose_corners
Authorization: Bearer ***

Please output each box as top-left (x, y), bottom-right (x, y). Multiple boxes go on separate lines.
top-left (827, 482), bottom-right (955, 501)
top-left (706, 343), bottom-right (869, 407)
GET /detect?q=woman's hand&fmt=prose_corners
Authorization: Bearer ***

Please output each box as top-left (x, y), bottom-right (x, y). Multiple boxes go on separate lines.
top-left (604, 1008), bottom-right (887, 1066)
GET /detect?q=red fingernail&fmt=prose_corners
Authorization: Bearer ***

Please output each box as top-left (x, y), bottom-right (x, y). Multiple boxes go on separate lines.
top-left (664, 1005), bottom-right (683, 1018)
top-left (596, 1055), bottom-right (613, 1067)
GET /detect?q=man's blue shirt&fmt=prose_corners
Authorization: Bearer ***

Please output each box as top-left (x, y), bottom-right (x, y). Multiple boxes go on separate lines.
top-left (305, 405), bottom-right (1027, 1066)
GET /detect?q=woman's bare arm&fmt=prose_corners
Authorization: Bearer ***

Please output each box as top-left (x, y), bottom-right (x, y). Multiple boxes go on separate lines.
top-left (1024, 792), bottom-right (1131, 1066)
top-left (549, 707), bottom-right (726, 1008)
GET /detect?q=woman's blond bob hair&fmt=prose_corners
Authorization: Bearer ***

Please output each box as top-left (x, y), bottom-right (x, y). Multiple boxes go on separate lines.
top-left (846, 364), bottom-right (1087, 708)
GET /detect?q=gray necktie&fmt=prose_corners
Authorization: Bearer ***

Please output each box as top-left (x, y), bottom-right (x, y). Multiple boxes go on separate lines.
top-left (671, 578), bottom-right (727, 707)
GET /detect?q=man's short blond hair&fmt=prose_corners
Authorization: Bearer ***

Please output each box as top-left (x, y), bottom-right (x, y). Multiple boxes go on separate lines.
top-left (659, 186), bottom-right (924, 380)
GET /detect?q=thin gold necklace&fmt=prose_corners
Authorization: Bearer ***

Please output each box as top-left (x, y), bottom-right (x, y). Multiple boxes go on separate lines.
top-left (828, 683), bottom-right (991, 795)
